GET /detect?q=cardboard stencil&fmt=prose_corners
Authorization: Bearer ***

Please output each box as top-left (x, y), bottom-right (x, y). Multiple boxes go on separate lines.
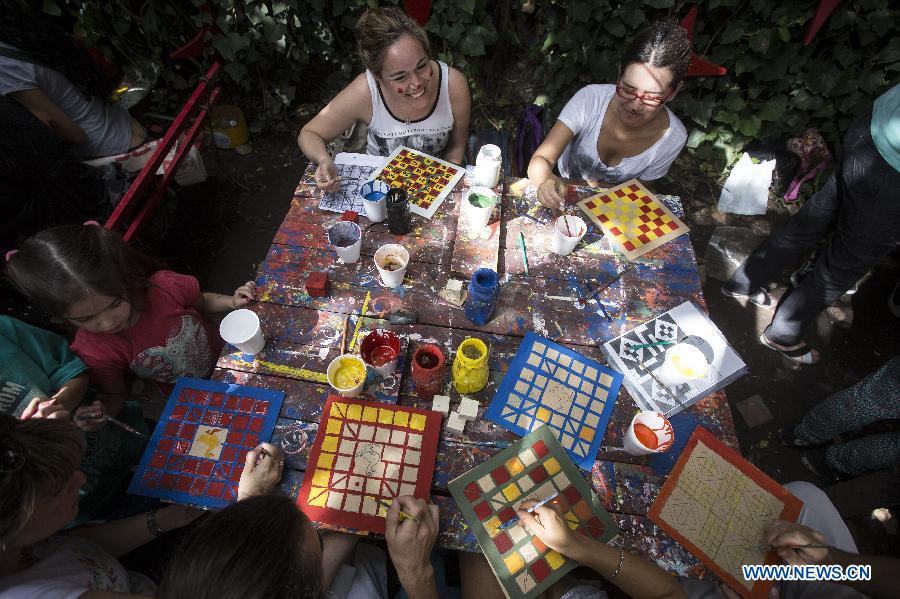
top-left (648, 428), bottom-right (803, 599)
top-left (129, 377), bottom-right (284, 509)
top-left (296, 396), bottom-right (441, 533)
top-left (449, 425), bottom-right (618, 599)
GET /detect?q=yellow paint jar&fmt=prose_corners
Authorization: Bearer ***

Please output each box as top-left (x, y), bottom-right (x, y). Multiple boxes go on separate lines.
top-left (327, 354), bottom-right (367, 397)
top-left (452, 338), bottom-right (489, 394)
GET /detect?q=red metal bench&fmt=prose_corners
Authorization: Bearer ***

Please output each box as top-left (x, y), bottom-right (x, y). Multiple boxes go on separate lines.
top-left (104, 61), bottom-right (222, 242)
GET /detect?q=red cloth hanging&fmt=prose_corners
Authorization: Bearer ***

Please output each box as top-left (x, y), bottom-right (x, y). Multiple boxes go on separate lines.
top-left (804, 0), bottom-right (842, 45)
top-left (680, 6), bottom-right (728, 77)
top-left (403, 0), bottom-right (432, 26)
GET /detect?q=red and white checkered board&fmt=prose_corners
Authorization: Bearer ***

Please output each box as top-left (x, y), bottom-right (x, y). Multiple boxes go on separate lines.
top-left (577, 179), bottom-right (688, 260)
top-left (369, 146), bottom-right (464, 219)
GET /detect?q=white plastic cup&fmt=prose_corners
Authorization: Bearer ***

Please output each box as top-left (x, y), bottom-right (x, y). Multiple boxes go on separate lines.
top-left (471, 144), bottom-right (501, 188)
top-left (328, 221), bottom-right (362, 263)
top-left (373, 244), bottom-right (409, 288)
top-left (551, 215), bottom-right (587, 256)
top-left (326, 354), bottom-right (367, 397)
top-left (623, 411), bottom-right (675, 456)
top-left (219, 309), bottom-right (266, 355)
top-left (464, 186), bottom-right (498, 231)
top-left (655, 343), bottom-right (710, 386)
top-left (360, 180), bottom-right (389, 222)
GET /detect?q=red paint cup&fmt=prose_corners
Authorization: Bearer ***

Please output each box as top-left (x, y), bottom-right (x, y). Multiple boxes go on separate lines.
top-left (411, 344), bottom-right (446, 401)
top-left (359, 329), bottom-right (401, 376)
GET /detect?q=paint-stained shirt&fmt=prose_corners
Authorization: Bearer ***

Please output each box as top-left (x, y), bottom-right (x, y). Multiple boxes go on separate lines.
top-left (557, 84), bottom-right (686, 184)
top-left (0, 536), bottom-right (155, 599)
top-left (365, 61), bottom-right (454, 157)
top-left (72, 270), bottom-right (221, 393)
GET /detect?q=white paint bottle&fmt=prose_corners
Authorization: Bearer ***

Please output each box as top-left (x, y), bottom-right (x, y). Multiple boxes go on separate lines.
top-left (471, 144), bottom-right (502, 188)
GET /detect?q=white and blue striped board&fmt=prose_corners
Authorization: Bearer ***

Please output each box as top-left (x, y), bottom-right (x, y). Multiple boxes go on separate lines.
top-left (484, 333), bottom-right (623, 470)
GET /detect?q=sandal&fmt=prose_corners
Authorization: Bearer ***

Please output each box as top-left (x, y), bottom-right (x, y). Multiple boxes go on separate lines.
top-left (721, 285), bottom-right (773, 308)
top-left (759, 331), bottom-right (820, 365)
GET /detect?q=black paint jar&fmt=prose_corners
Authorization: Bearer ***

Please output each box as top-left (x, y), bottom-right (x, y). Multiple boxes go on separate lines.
top-left (385, 187), bottom-right (411, 235)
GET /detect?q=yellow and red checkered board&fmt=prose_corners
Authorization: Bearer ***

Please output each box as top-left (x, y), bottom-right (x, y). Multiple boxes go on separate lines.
top-left (378, 149), bottom-right (458, 210)
top-left (578, 181), bottom-right (687, 259)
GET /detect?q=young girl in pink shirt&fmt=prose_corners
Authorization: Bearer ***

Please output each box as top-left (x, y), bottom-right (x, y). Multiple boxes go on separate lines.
top-left (6, 223), bottom-right (255, 425)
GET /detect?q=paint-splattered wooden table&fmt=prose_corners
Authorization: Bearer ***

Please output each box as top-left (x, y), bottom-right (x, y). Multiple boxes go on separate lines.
top-left (212, 166), bottom-right (737, 579)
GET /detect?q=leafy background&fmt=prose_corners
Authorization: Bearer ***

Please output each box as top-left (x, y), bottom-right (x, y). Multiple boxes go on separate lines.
top-left (65, 0), bottom-right (899, 175)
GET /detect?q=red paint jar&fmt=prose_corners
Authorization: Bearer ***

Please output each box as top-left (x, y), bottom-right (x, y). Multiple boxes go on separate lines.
top-left (411, 344), bottom-right (446, 401)
top-left (360, 329), bottom-right (401, 376)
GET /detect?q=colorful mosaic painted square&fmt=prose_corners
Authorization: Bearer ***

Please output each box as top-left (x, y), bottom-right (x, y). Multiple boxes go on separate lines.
top-left (485, 333), bottom-right (623, 470)
top-left (128, 377), bottom-right (284, 509)
top-left (649, 428), bottom-right (802, 599)
top-left (367, 146), bottom-right (464, 219)
top-left (577, 179), bottom-right (688, 260)
top-left (449, 426), bottom-right (618, 599)
top-left (297, 396), bottom-right (441, 534)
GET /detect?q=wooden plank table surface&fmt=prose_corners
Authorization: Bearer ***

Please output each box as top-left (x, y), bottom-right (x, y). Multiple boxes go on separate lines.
top-left (213, 165), bottom-right (737, 579)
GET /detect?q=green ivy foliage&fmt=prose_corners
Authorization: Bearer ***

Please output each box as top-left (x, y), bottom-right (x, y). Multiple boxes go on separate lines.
top-left (67, 0), bottom-right (898, 174)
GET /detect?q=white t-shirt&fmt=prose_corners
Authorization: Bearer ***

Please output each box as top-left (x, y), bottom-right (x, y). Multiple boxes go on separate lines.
top-left (0, 42), bottom-right (132, 159)
top-left (557, 84), bottom-right (687, 184)
top-left (0, 536), bottom-right (152, 598)
top-left (365, 61), bottom-right (454, 157)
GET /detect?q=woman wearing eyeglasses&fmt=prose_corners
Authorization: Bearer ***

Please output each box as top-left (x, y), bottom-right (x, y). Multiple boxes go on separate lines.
top-left (528, 20), bottom-right (692, 210)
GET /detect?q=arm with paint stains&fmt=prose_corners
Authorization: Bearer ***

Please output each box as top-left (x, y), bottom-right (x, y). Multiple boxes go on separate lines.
top-left (298, 73), bottom-right (373, 192)
top-left (519, 501), bottom-right (686, 599)
top-left (197, 281), bottom-right (256, 314)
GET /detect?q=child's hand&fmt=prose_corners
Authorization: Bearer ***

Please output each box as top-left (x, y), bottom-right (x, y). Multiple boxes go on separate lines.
top-left (765, 519), bottom-right (830, 566)
top-left (237, 443), bottom-right (284, 500)
top-left (21, 396), bottom-right (71, 420)
top-left (232, 280), bottom-right (256, 309)
top-left (73, 400), bottom-right (108, 432)
top-left (517, 498), bottom-right (580, 556)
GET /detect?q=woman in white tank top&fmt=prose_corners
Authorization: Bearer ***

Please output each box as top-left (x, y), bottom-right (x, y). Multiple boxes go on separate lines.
top-left (298, 7), bottom-right (471, 192)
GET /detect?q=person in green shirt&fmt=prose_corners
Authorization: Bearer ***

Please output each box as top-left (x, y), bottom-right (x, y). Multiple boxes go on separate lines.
top-left (0, 315), bottom-right (147, 521)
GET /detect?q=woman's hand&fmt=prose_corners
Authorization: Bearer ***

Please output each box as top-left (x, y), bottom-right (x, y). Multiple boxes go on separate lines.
top-left (536, 177), bottom-right (566, 212)
top-left (765, 519), bottom-right (830, 566)
top-left (385, 496), bottom-right (440, 589)
top-left (314, 158), bottom-right (342, 192)
top-left (73, 400), bottom-right (107, 432)
top-left (231, 280), bottom-right (256, 309)
top-left (237, 443), bottom-right (284, 500)
top-left (21, 396), bottom-right (71, 421)
top-left (517, 499), bottom-right (580, 557)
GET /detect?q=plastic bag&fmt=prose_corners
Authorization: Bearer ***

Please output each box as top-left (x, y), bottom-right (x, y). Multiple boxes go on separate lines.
top-left (717, 152), bottom-right (776, 215)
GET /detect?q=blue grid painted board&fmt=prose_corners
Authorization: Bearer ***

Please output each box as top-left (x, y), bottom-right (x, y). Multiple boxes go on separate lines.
top-left (484, 333), bottom-right (623, 470)
top-left (128, 377), bottom-right (285, 509)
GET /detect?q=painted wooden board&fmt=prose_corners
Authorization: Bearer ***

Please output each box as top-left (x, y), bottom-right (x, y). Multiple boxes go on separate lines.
top-left (577, 180), bottom-right (689, 261)
top-left (648, 428), bottom-right (803, 599)
top-left (367, 146), bottom-right (465, 219)
top-left (449, 426), bottom-right (618, 599)
top-left (485, 333), bottom-right (624, 470)
top-left (128, 377), bottom-right (284, 508)
top-left (297, 396), bottom-right (442, 533)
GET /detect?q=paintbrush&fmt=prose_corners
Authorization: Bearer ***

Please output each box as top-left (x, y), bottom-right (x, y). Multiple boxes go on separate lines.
top-left (75, 409), bottom-right (146, 437)
top-left (339, 315), bottom-right (351, 354)
top-left (754, 543), bottom-right (831, 551)
top-left (578, 264), bottom-right (636, 305)
top-left (496, 491), bottom-right (560, 532)
top-left (376, 498), bottom-right (419, 523)
top-left (629, 341), bottom-right (675, 350)
top-left (518, 232), bottom-right (530, 277)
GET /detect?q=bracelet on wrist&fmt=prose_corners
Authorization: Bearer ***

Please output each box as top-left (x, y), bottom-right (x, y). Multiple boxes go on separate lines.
top-left (146, 509), bottom-right (166, 537)
top-left (611, 546), bottom-right (625, 578)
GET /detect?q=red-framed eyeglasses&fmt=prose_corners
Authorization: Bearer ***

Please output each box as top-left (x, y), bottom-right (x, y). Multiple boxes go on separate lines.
top-left (615, 80), bottom-right (673, 106)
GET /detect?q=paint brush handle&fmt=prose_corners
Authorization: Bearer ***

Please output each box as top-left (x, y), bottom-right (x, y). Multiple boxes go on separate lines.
top-left (518, 232), bottom-right (529, 277)
top-left (377, 499), bottom-right (419, 523)
top-left (629, 341), bottom-right (675, 350)
top-left (107, 416), bottom-right (147, 437)
top-left (755, 544), bottom-right (832, 551)
top-left (496, 492), bottom-right (561, 531)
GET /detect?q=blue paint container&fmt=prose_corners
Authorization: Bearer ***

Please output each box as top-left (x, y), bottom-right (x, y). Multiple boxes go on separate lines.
top-left (464, 268), bottom-right (499, 326)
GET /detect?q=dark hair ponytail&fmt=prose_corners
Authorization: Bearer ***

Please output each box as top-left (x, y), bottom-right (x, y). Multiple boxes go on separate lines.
top-left (6, 224), bottom-right (160, 319)
top-left (619, 19), bottom-right (692, 88)
top-left (158, 494), bottom-right (325, 599)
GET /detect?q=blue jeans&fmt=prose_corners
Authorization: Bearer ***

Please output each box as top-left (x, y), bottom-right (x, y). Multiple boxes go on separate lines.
top-left (727, 110), bottom-right (900, 345)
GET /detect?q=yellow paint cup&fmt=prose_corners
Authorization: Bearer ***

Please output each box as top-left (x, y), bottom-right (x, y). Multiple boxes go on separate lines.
top-left (452, 338), bottom-right (489, 394)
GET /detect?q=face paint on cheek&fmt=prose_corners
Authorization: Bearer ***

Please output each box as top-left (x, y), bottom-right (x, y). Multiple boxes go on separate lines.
top-left (397, 87), bottom-right (404, 94)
